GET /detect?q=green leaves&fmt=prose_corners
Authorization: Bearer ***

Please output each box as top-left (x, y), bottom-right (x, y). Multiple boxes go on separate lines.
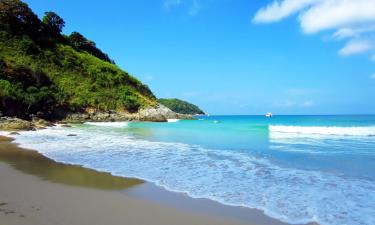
top-left (42, 11), bottom-right (65, 35)
top-left (0, 79), bottom-right (12, 96)
top-left (0, 0), bottom-right (158, 118)
top-left (158, 98), bottom-right (205, 115)
top-left (68, 31), bottom-right (114, 64)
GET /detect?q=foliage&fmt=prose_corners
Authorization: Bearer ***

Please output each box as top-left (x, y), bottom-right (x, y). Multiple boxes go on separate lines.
top-left (158, 98), bottom-right (205, 115)
top-left (0, 0), bottom-right (40, 38)
top-left (42, 11), bottom-right (65, 36)
top-left (0, 0), bottom-right (157, 119)
top-left (68, 31), bottom-right (114, 64)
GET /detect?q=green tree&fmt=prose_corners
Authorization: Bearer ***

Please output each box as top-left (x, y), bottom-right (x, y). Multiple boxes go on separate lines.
top-left (69, 31), bottom-right (114, 63)
top-left (69, 32), bottom-right (90, 48)
top-left (0, 79), bottom-right (12, 96)
top-left (42, 11), bottom-right (65, 35)
top-left (0, 0), bottom-right (40, 36)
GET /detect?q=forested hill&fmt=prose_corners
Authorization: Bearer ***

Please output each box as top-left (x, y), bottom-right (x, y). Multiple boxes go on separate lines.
top-left (158, 98), bottom-right (205, 115)
top-left (0, 0), bottom-right (157, 120)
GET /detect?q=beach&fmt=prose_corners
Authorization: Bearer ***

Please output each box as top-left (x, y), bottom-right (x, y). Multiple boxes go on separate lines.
top-left (1, 115), bottom-right (374, 225)
top-left (0, 135), bottom-right (293, 225)
top-left (0, 0), bottom-right (373, 224)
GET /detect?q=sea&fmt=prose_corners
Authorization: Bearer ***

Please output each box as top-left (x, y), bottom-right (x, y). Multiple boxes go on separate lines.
top-left (2, 115), bottom-right (375, 225)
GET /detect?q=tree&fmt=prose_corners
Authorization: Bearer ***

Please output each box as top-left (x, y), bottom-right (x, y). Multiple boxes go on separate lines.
top-left (69, 31), bottom-right (114, 64)
top-left (42, 11), bottom-right (65, 35)
top-left (69, 31), bottom-right (89, 48)
top-left (0, 0), bottom-right (40, 36)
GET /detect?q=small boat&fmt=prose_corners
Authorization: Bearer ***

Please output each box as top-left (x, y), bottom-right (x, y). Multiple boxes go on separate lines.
top-left (265, 112), bottom-right (273, 118)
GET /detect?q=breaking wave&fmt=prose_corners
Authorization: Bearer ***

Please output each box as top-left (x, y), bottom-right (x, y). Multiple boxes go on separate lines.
top-left (269, 125), bottom-right (375, 136)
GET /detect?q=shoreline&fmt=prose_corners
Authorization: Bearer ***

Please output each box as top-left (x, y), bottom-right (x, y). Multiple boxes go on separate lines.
top-left (0, 135), bottom-right (315, 225)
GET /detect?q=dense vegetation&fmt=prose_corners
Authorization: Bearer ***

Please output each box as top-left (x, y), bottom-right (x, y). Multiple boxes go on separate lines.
top-left (0, 0), bottom-right (157, 119)
top-left (158, 98), bottom-right (205, 115)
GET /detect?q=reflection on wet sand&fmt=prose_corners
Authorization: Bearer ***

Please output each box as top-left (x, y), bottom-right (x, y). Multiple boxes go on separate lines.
top-left (0, 136), bottom-right (143, 190)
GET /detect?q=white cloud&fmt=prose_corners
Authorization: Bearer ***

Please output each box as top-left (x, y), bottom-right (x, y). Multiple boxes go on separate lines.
top-left (332, 28), bottom-right (358, 40)
top-left (299, 0), bottom-right (375, 34)
top-left (253, 0), bottom-right (320, 23)
top-left (332, 25), bottom-right (375, 40)
top-left (163, 0), bottom-right (201, 16)
top-left (253, 0), bottom-right (375, 59)
top-left (339, 40), bottom-right (372, 56)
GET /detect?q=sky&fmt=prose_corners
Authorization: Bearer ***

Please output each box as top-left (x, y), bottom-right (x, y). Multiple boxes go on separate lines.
top-left (24, 0), bottom-right (375, 115)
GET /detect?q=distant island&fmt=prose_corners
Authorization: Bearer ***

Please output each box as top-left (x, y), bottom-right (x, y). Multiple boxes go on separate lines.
top-left (158, 98), bottom-right (205, 115)
top-left (0, 0), bottom-right (199, 124)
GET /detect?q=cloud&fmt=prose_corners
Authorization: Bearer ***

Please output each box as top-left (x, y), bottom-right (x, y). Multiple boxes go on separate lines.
top-left (253, 0), bottom-right (375, 59)
top-left (163, 0), bottom-right (201, 16)
top-left (299, 0), bottom-right (375, 34)
top-left (253, 0), bottom-right (319, 23)
top-left (339, 39), bottom-right (372, 56)
top-left (332, 25), bottom-right (375, 40)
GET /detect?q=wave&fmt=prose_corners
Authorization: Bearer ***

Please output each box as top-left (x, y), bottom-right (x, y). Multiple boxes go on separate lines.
top-left (269, 125), bottom-right (375, 136)
top-left (1, 126), bottom-right (375, 225)
top-left (167, 119), bottom-right (180, 123)
top-left (85, 122), bottom-right (128, 128)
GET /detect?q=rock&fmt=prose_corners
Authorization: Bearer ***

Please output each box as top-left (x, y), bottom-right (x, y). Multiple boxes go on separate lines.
top-left (0, 136), bottom-right (13, 142)
top-left (9, 132), bottom-right (20, 135)
top-left (0, 118), bottom-right (33, 131)
top-left (137, 104), bottom-right (193, 122)
top-left (67, 134), bottom-right (77, 136)
top-left (62, 113), bottom-right (89, 123)
top-left (60, 124), bottom-right (72, 128)
top-left (62, 104), bottom-right (193, 123)
top-left (32, 118), bottom-right (53, 129)
top-left (137, 105), bottom-right (177, 122)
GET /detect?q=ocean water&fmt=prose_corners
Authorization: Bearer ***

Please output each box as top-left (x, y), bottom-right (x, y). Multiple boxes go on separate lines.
top-left (2, 115), bottom-right (375, 225)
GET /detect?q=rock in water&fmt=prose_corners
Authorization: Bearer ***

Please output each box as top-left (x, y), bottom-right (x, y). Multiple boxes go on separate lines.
top-left (0, 118), bottom-right (33, 131)
top-left (32, 118), bottom-right (54, 129)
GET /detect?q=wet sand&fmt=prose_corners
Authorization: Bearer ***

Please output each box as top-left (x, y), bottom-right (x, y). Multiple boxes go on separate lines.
top-left (0, 135), bottom-right (311, 225)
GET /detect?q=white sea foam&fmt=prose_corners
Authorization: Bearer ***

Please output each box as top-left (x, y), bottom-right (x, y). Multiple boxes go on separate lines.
top-left (167, 119), bottom-right (180, 123)
top-left (270, 125), bottom-right (375, 136)
top-left (2, 126), bottom-right (375, 225)
top-left (85, 122), bottom-right (128, 128)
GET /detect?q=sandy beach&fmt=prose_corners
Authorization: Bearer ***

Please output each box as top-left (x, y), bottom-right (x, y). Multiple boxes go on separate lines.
top-left (0, 136), bottom-right (296, 225)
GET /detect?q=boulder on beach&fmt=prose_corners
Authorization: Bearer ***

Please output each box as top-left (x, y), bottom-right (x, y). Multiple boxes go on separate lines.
top-left (0, 118), bottom-right (33, 131)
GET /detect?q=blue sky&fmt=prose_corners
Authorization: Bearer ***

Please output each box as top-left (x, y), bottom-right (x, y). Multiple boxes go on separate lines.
top-left (24, 0), bottom-right (375, 115)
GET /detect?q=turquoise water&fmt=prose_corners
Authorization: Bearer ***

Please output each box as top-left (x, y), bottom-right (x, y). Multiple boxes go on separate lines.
top-left (2, 115), bottom-right (375, 225)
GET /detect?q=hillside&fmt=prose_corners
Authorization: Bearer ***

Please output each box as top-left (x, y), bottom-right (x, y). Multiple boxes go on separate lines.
top-left (0, 0), bottom-right (159, 120)
top-left (158, 98), bottom-right (205, 115)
